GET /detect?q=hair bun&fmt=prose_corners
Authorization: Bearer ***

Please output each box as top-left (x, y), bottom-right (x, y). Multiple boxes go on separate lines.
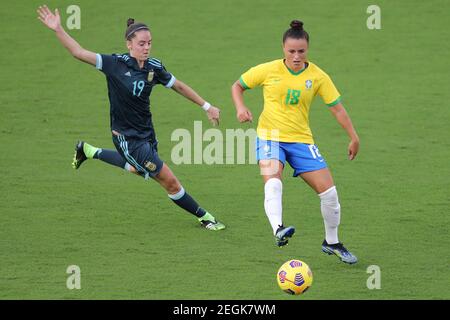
top-left (127, 18), bottom-right (135, 27)
top-left (290, 20), bottom-right (304, 30)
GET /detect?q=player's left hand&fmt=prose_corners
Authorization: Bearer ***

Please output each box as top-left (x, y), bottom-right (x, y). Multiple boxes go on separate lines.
top-left (348, 138), bottom-right (359, 160)
top-left (207, 106), bottom-right (220, 126)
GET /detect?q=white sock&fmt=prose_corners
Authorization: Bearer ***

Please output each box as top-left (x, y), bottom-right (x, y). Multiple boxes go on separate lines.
top-left (264, 178), bottom-right (283, 235)
top-left (318, 186), bottom-right (341, 245)
top-left (167, 187), bottom-right (185, 200)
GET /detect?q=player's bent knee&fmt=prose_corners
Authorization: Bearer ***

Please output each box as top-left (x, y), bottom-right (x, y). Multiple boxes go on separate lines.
top-left (164, 177), bottom-right (182, 194)
top-left (259, 160), bottom-right (283, 178)
top-left (168, 184), bottom-right (181, 195)
top-left (124, 162), bottom-right (137, 173)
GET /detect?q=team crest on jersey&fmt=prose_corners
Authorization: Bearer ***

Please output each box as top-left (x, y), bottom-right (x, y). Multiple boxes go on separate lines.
top-left (147, 71), bottom-right (154, 82)
top-left (305, 80), bottom-right (313, 89)
top-left (144, 160), bottom-right (157, 171)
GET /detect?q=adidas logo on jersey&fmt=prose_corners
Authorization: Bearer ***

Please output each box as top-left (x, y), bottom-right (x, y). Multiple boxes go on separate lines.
top-left (124, 71), bottom-right (131, 77)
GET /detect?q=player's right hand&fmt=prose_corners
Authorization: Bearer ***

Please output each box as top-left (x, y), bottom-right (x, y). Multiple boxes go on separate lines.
top-left (237, 107), bottom-right (253, 123)
top-left (348, 138), bottom-right (360, 160)
top-left (37, 5), bottom-right (61, 31)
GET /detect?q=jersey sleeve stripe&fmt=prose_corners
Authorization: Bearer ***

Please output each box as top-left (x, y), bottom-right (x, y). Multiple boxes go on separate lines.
top-left (239, 76), bottom-right (250, 90)
top-left (95, 53), bottom-right (103, 70)
top-left (326, 96), bottom-right (341, 107)
top-left (150, 58), bottom-right (162, 64)
top-left (165, 75), bottom-right (176, 88)
top-left (149, 60), bottom-right (162, 68)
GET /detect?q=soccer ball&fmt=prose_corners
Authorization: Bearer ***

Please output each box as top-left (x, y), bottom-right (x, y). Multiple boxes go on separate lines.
top-left (277, 259), bottom-right (313, 295)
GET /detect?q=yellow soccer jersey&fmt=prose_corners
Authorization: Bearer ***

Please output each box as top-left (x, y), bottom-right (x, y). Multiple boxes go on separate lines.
top-left (240, 59), bottom-right (341, 143)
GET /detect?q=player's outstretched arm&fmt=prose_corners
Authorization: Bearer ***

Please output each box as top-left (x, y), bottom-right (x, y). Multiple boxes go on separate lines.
top-left (329, 103), bottom-right (360, 160)
top-left (171, 79), bottom-right (220, 126)
top-left (37, 5), bottom-right (96, 66)
top-left (231, 80), bottom-right (253, 123)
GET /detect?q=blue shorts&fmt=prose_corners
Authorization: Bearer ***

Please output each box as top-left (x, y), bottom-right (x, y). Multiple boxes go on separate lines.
top-left (112, 134), bottom-right (163, 179)
top-left (256, 137), bottom-right (328, 177)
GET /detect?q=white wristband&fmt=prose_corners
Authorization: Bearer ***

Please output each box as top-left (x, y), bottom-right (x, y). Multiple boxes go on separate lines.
top-left (202, 102), bottom-right (211, 111)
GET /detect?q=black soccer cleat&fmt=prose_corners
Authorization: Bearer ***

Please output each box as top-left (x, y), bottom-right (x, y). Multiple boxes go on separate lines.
top-left (322, 240), bottom-right (358, 264)
top-left (72, 141), bottom-right (87, 170)
top-left (275, 225), bottom-right (296, 247)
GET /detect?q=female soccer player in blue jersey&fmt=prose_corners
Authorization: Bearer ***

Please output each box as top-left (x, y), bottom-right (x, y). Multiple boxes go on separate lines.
top-left (37, 5), bottom-right (225, 230)
top-left (231, 20), bottom-right (359, 263)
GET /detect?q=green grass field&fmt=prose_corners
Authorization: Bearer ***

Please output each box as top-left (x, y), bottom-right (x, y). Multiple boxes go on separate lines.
top-left (1, 0), bottom-right (449, 300)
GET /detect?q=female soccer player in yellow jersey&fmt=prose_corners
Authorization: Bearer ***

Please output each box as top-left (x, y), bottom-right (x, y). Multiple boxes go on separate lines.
top-left (231, 20), bottom-right (359, 264)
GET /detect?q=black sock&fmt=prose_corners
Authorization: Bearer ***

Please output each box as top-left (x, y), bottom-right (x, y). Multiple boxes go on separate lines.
top-left (169, 189), bottom-right (206, 218)
top-left (95, 149), bottom-right (127, 169)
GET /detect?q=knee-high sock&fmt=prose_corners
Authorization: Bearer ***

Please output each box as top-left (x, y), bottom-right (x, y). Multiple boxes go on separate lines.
top-left (94, 149), bottom-right (130, 171)
top-left (264, 178), bottom-right (283, 235)
top-left (319, 186), bottom-right (341, 245)
top-left (168, 187), bottom-right (206, 218)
